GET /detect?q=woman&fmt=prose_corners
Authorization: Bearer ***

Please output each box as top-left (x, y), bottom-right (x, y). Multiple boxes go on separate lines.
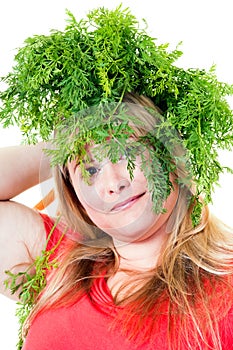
top-left (1, 6), bottom-right (233, 350)
top-left (0, 93), bottom-right (233, 350)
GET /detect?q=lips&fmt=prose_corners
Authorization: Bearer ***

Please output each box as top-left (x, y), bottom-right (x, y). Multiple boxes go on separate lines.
top-left (111, 192), bottom-right (146, 212)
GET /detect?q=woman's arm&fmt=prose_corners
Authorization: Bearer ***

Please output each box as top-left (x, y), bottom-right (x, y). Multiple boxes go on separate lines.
top-left (0, 143), bottom-right (51, 299)
top-left (0, 201), bottom-right (47, 299)
top-left (0, 143), bottom-right (51, 200)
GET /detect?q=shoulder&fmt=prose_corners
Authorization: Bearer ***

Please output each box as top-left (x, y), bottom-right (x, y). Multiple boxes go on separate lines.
top-left (38, 213), bottom-right (76, 258)
top-left (218, 300), bottom-right (233, 348)
top-left (211, 275), bottom-right (233, 348)
top-left (39, 213), bottom-right (63, 251)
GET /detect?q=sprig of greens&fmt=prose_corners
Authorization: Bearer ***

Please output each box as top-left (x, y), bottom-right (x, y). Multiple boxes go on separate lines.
top-left (4, 219), bottom-right (63, 350)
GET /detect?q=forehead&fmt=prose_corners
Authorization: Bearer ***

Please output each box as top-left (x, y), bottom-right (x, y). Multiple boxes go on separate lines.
top-left (67, 137), bottom-right (147, 172)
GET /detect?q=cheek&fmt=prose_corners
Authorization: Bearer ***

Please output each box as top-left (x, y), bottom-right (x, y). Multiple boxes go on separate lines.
top-left (73, 175), bottom-right (124, 216)
top-left (73, 165), bottom-right (147, 212)
top-left (74, 180), bottom-right (104, 211)
top-left (83, 207), bottom-right (111, 229)
top-left (73, 182), bottom-right (111, 230)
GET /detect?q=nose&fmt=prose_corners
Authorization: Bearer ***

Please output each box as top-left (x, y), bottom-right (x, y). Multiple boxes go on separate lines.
top-left (102, 161), bottom-right (130, 195)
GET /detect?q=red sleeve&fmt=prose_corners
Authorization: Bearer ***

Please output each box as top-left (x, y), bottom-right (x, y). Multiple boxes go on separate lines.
top-left (218, 305), bottom-right (233, 349)
top-left (38, 212), bottom-right (74, 263)
top-left (39, 213), bottom-right (81, 261)
top-left (39, 213), bottom-right (64, 252)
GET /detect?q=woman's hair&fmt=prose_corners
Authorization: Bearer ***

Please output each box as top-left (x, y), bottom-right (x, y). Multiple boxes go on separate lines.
top-left (25, 92), bottom-right (233, 349)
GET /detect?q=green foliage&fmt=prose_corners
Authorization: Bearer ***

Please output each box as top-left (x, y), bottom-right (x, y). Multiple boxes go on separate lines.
top-left (0, 4), bottom-right (233, 223)
top-left (4, 219), bottom-right (63, 350)
top-left (0, 5), bottom-right (183, 142)
top-left (165, 66), bottom-right (233, 202)
top-left (48, 102), bottom-right (183, 214)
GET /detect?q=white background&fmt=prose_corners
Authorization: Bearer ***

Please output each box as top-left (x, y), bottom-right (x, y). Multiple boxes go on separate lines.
top-left (0, 0), bottom-right (233, 348)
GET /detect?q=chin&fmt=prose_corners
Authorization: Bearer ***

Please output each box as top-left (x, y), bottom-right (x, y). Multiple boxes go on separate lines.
top-left (102, 212), bottom-right (161, 244)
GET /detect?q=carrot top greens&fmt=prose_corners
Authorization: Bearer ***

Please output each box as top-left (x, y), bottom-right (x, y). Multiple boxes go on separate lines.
top-left (0, 4), bottom-right (233, 224)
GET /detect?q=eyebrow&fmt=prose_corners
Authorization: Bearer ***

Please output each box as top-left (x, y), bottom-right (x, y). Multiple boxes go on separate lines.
top-left (73, 153), bottom-right (97, 169)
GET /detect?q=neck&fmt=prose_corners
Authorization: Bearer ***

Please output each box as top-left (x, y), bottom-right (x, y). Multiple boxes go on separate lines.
top-left (113, 223), bottom-right (168, 271)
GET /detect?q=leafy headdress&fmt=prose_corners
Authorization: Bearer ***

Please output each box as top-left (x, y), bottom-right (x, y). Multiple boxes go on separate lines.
top-left (1, 5), bottom-right (233, 225)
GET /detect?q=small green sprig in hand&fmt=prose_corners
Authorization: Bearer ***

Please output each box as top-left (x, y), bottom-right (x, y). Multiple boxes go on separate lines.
top-left (4, 220), bottom-right (63, 350)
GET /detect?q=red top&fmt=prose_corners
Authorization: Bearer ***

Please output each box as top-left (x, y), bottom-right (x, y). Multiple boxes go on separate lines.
top-left (22, 214), bottom-right (233, 350)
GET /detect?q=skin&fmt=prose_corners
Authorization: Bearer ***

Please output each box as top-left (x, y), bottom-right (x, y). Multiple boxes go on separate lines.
top-left (0, 142), bottom-right (178, 299)
top-left (68, 148), bottom-right (179, 269)
top-left (0, 144), bottom-right (50, 299)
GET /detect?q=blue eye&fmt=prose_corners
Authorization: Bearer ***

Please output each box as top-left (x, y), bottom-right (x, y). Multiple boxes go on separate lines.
top-left (86, 166), bottom-right (98, 176)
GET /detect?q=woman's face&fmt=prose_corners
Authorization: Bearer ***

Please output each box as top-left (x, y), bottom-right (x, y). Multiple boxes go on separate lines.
top-left (67, 146), bottom-right (179, 245)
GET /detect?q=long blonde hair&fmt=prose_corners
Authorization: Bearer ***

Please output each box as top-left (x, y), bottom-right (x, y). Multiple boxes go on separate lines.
top-left (26, 93), bottom-right (233, 349)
